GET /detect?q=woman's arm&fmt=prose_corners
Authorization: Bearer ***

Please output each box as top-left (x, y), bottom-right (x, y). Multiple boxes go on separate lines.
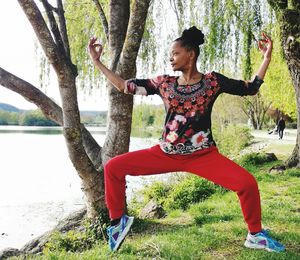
top-left (88, 37), bottom-right (125, 92)
top-left (253, 32), bottom-right (273, 80)
top-left (216, 32), bottom-right (273, 96)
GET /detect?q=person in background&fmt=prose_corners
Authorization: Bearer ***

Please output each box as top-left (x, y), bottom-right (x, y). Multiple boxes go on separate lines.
top-left (277, 117), bottom-right (286, 139)
top-left (88, 26), bottom-right (285, 253)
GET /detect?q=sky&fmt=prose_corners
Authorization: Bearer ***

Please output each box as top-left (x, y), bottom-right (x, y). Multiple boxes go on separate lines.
top-left (0, 1), bottom-right (109, 111)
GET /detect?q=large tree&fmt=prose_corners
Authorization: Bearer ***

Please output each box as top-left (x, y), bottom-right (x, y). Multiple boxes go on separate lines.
top-left (267, 0), bottom-right (300, 167)
top-left (0, 0), bottom-right (152, 219)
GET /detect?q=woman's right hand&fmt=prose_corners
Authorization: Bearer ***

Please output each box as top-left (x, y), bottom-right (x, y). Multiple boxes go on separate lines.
top-left (88, 37), bottom-right (103, 63)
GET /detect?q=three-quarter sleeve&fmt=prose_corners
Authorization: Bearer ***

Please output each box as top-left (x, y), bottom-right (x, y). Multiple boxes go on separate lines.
top-left (214, 71), bottom-right (264, 96)
top-left (124, 75), bottom-right (167, 96)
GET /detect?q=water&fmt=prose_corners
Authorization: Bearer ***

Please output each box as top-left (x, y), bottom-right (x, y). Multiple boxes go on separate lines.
top-left (0, 126), bottom-right (162, 250)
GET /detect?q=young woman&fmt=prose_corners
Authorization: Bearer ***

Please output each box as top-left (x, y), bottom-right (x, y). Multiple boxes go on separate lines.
top-left (88, 26), bottom-right (285, 252)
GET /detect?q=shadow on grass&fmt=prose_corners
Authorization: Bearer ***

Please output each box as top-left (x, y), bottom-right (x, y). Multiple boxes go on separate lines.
top-left (194, 214), bottom-right (234, 226)
top-left (130, 217), bottom-right (194, 235)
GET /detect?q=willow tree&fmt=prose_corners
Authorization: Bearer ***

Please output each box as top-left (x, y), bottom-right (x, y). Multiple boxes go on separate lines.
top-left (0, 0), bottom-right (152, 219)
top-left (266, 0), bottom-right (300, 167)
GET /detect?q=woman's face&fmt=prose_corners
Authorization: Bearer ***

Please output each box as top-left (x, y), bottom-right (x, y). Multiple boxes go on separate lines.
top-left (169, 41), bottom-right (194, 71)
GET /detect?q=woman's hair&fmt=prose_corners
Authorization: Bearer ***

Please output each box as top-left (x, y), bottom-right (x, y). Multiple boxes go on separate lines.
top-left (175, 26), bottom-right (205, 58)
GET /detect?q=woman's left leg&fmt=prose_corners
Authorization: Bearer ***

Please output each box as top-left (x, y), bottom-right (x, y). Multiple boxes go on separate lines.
top-left (182, 148), bottom-right (262, 233)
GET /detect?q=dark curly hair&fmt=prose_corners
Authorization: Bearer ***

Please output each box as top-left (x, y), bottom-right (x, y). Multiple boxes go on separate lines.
top-left (174, 26), bottom-right (205, 59)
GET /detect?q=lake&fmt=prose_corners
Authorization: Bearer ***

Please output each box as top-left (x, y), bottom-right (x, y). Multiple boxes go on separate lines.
top-left (0, 126), bottom-right (170, 250)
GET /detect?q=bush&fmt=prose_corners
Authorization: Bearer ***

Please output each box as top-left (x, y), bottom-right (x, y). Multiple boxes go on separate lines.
top-left (238, 152), bottom-right (276, 167)
top-left (44, 231), bottom-right (91, 253)
top-left (213, 124), bottom-right (253, 157)
top-left (131, 175), bottom-right (227, 213)
top-left (142, 181), bottom-right (172, 205)
top-left (43, 217), bottom-right (107, 254)
top-left (285, 168), bottom-right (300, 178)
top-left (164, 176), bottom-right (226, 211)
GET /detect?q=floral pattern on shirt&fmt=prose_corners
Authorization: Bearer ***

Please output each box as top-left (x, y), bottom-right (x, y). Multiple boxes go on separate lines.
top-left (124, 71), bottom-right (264, 154)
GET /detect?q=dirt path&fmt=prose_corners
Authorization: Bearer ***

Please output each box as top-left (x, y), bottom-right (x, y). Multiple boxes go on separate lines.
top-left (251, 129), bottom-right (296, 144)
top-left (239, 129), bottom-right (296, 160)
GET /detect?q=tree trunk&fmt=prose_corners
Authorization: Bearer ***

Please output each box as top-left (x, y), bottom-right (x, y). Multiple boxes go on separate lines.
top-left (242, 94), bottom-right (270, 129)
top-left (102, 0), bottom-right (152, 163)
top-left (267, 0), bottom-right (300, 167)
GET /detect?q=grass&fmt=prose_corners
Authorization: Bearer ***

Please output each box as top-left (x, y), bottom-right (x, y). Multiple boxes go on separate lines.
top-left (261, 142), bottom-right (295, 161)
top-left (11, 160), bottom-right (300, 260)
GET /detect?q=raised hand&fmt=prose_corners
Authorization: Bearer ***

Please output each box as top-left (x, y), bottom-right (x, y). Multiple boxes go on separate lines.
top-left (88, 37), bottom-right (103, 62)
top-left (258, 32), bottom-right (273, 60)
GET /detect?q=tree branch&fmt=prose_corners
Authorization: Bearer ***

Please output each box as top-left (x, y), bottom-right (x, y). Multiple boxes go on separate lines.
top-left (118, 0), bottom-right (152, 78)
top-left (57, 0), bottom-right (71, 59)
top-left (91, 0), bottom-right (109, 42)
top-left (108, 0), bottom-right (130, 72)
top-left (40, 0), bottom-right (66, 58)
top-left (17, 0), bottom-right (69, 77)
top-left (0, 67), bottom-right (102, 169)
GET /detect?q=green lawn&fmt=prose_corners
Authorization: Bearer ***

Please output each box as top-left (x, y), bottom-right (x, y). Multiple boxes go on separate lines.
top-left (12, 161), bottom-right (300, 260)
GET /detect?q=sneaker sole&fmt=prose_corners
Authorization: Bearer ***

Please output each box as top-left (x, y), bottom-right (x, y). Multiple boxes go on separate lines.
top-left (113, 216), bottom-right (134, 251)
top-left (244, 240), bottom-right (284, 253)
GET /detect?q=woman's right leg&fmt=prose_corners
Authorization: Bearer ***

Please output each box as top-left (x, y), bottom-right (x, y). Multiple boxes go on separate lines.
top-left (279, 129), bottom-right (283, 139)
top-left (104, 145), bottom-right (184, 220)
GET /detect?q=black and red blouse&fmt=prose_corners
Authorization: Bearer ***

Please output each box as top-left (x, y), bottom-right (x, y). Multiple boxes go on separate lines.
top-left (124, 71), bottom-right (263, 154)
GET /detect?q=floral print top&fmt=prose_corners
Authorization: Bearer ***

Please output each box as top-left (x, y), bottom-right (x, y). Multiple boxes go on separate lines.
top-left (124, 71), bottom-right (264, 154)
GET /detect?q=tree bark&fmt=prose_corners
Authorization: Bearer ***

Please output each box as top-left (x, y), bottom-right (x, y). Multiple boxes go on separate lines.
top-left (267, 0), bottom-right (300, 167)
top-left (92, 0), bottom-right (109, 41)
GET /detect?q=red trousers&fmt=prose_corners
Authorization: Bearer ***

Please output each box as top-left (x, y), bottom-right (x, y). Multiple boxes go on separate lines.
top-left (104, 144), bottom-right (262, 233)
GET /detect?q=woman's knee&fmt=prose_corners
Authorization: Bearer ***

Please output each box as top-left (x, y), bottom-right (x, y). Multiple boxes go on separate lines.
top-left (239, 172), bottom-right (259, 193)
top-left (104, 156), bottom-right (121, 176)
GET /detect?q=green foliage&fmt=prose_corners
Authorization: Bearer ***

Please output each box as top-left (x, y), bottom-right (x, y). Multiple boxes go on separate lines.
top-left (142, 181), bottom-right (171, 205)
top-left (131, 103), bottom-right (165, 137)
top-left (80, 113), bottom-right (106, 126)
top-left (212, 93), bottom-right (248, 125)
top-left (285, 168), bottom-right (300, 178)
top-left (0, 110), bottom-right (19, 125)
top-left (44, 230), bottom-right (91, 253)
top-left (43, 217), bottom-right (108, 254)
top-left (19, 110), bottom-right (58, 126)
top-left (64, 0), bottom-right (108, 87)
top-left (164, 176), bottom-right (226, 211)
top-left (132, 175), bottom-right (226, 213)
top-left (83, 217), bottom-right (108, 243)
top-left (213, 124), bottom-right (253, 157)
top-left (251, 24), bottom-right (296, 119)
top-left (0, 109), bottom-right (60, 126)
top-left (238, 152), bottom-right (277, 167)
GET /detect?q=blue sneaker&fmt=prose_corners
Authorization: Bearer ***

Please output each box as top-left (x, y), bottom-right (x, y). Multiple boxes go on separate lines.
top-left (106, 214), bottom-right (134, 251)
top-left (244, 229), bottom-right (285, 252)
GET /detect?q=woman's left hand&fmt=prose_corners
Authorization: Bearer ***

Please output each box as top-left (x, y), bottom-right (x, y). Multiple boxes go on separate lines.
top-left (258, 32), bottom-right (273, 60)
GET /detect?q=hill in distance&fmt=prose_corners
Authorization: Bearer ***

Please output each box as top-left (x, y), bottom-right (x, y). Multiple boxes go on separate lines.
top-left (0, 103), bottom-right (22, 112)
